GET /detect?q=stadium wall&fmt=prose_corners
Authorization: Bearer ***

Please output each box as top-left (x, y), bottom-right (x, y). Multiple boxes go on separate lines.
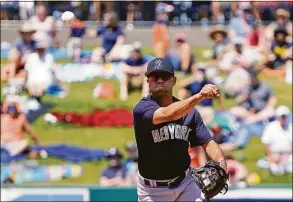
top-left (1, 185), bottom-right (292, 201)
top-left (1, 21), bottom-right (213, 48)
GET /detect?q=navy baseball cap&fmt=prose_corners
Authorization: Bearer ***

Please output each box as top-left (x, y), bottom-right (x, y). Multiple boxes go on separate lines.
top-left (145, 57), bottom-right (174, 77)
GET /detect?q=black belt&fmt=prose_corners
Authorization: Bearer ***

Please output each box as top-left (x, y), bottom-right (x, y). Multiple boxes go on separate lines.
top-left (143, 173), bottom-right (187, 189)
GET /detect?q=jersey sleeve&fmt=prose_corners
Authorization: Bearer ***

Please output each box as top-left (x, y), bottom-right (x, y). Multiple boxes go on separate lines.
top-left (189, 110), bottom-right (213, 147)
top-left (133, 99), bottom-right (160, 125)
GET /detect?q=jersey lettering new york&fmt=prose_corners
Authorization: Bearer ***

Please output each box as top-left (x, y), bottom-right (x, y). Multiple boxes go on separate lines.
top-left (151, 123), bottom-right (192, 143)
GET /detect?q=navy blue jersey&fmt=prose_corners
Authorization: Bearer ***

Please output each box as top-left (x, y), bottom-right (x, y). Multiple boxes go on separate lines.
top-left (133, 95), bottom-right (213, 180)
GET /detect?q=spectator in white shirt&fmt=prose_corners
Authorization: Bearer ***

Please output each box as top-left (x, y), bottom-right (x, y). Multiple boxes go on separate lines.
top-left (25, 39), bottom-right (56, 103)
top-left (219, 38), bottom-right (256, 72)
top-left (261, 105), bottom-right (292, 175)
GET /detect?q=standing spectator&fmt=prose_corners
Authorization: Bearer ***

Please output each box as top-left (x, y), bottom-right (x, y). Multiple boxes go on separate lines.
top-left (25, 38), bottom-right (56, 103)
top-left (66, 13), bottom-right (86, 63)
top-left (1, 23), bottom-right (36, 82)
top-left (91, 12), bottom-right (125, 63)
top-left (230, 72), bottom-right (277, 123)
top-left (19, 0), bottom-right (34, 20)
top-left (167, 33), bottom-right (195, 73)
top-left (152, 3), bottom-right (172, 58)
top-left (229, 5), bottom-right (254, 40)
top-left (30, 4), bottom-right (60, 48)
top-left (261, 106), bottom-right (292, 175)
top-left (119, 42), bottom-right (149, 101)
top-left (1, 102), bottom-right (40, 158)
top-left (99, 147), bottom-right (128, 187)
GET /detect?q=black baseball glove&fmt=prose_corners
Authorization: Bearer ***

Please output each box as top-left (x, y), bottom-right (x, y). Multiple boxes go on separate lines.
top-left (191, 161), bottom-right (229, 201)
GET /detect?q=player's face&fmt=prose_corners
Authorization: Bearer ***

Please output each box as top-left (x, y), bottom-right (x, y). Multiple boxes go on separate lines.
top-left (147, 71), bottom-right (176, 95)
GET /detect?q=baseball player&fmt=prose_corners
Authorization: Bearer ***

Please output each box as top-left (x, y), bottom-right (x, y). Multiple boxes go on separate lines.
top-left (133, 58), bottom-right (228, 201)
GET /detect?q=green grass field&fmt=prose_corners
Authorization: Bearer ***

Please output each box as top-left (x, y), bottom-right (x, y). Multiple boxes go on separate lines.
top-left (1, 47), bottom-right (292, 185)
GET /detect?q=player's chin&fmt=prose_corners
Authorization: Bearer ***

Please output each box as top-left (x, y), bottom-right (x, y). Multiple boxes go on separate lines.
top-left (153, 89), bottom-right (168, 95)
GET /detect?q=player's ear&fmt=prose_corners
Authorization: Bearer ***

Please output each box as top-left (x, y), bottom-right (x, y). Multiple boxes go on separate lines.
top-left (173, 76), bottom-right (177, 86)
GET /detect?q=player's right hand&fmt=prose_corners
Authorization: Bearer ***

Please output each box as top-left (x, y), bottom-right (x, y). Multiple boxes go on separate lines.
top-left (198, 84), bottom-right (220, 100)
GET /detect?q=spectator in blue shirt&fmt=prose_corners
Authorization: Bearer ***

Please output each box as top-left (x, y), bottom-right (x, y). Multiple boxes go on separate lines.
top-left (230, 71), bottom-right (277, 123)
top-left (1, 23), bottom-right (36, 82)
top-left (178, 67), bottom-right (223, 109)
top-left (67, 14), bottom-right (86, 63)
top-left (119, 42), bottom-right (149, 100)
top-left (229, 6), bottom-right (254, 40)
top-left (91, 12), bottom-right (125, 63)
top-left (99, 147), bottom-right (128, 187)
top-left (124, 142), bottom-right (138, 171)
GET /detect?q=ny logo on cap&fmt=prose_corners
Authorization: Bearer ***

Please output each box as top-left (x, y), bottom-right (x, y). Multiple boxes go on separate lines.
top-left (154, 59), bottom-right (162, 69)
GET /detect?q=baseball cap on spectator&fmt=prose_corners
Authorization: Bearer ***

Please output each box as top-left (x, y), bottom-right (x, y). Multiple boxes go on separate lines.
top-left (106, 147), bottom-right (123, 159)
top-left (276, 8), bottom-right (290, 18)
top-left (18, 23), bottom-right (36, 34)
top-left (125, 142), bottom-right (137, 152)
top-left (275, 105), bottom-right (290, 117)
top-left (175, 33), bottom-right (186, 42)
top-left (145, 57), bottom-right (174, 77)
top-left (209, 25), bottom-right (228, 40)
top-left (132, 41), bottom-right (142, 52)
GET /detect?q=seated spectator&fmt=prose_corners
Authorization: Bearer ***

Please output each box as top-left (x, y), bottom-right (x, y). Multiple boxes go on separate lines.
top-left (119, 42), bottom-right (149, 101)
top-left (1, 23), bottom-right (36, 82)
top-left (261, 106), bottom-right (292, 175)
top-left (124, 142), bottom-right (138, 169)
top-left (220, 118), bottom-right (267, 153)
top-left (30, 4), bottom-right (59, 48)
top-left (209, 25), bottom-right (230, 61)
top-left (25, 38), bottom-right (57, 103)
top-left (67, 13), bottom-right (86, 63)
top-left (1, 102), bottom-right (40, 158)
top-left (124, 157), bottom-right (138, 187)
top-left (230, 72), bottom-right (277, 123)
top-left (167, 33), bottom-right (195, 73)
top-left (91, 12), bottom-right (126, 63)
top-left (262, 28), bottom-right (292, 77)
top-left (99, 147), bottom-right (128, 187)
top-left (218, 38), bottom-right (256, 72)
top-left (178, 67), bottom-right (223, 110)
top-left (265, 8), bottom-right (292, 46)
top-left (223, 67), bottom-right (251, 98)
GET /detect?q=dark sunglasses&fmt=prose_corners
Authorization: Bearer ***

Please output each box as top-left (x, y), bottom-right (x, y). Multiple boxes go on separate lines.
top-left (147, 73), bottom-right (173, 82)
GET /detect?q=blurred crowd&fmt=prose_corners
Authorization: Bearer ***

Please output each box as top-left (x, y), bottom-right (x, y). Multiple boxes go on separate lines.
top-left (1, 1), bottom-right (292, 186)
